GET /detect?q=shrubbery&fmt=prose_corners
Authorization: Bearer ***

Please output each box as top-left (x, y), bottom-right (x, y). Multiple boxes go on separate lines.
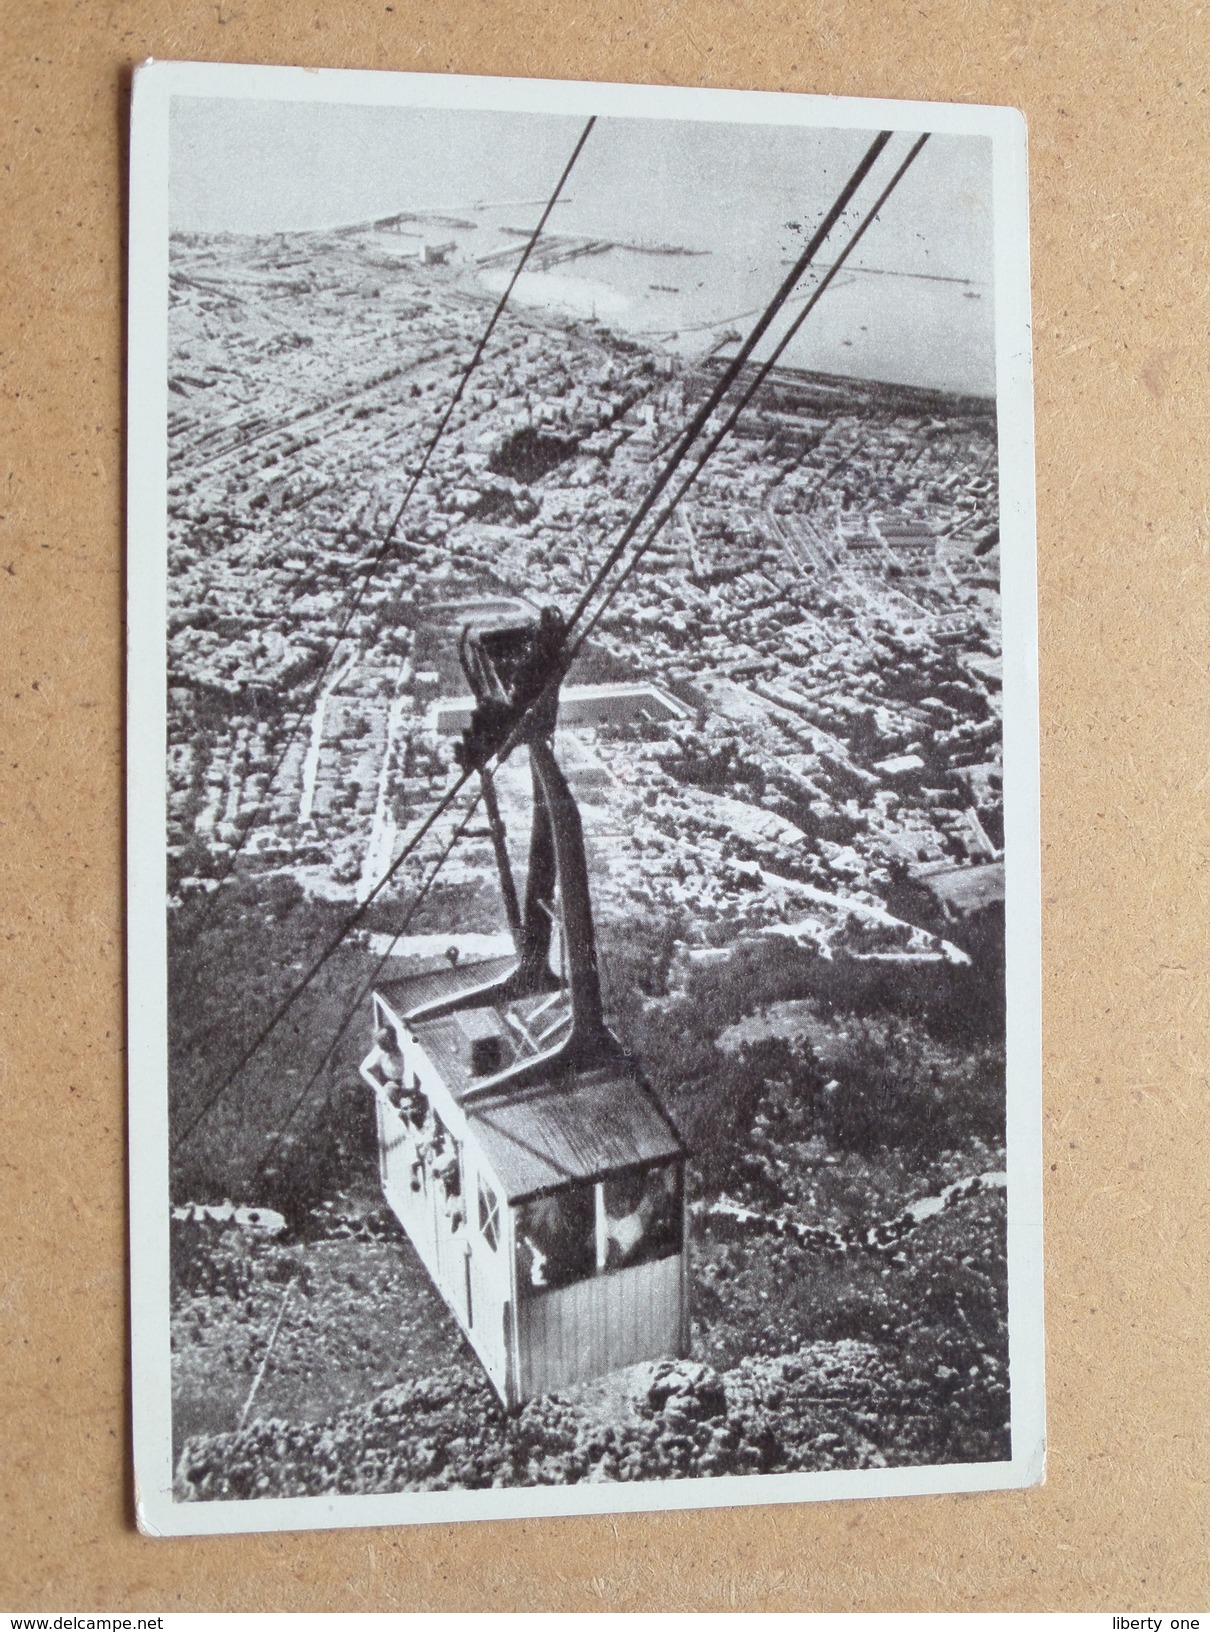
top-left (596, 911), bottom-right (1005, 1197)
top-left (168, 876), bottom-right (376, 1210)
top-left (175, 1188), bottom-right (1009, 1503)
top-left (171, 891), bottom-right (1010, 1498)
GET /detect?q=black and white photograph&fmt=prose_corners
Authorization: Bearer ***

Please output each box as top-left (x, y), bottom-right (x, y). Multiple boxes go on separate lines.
top-left (126, 62), bottom-right (1042, 1536)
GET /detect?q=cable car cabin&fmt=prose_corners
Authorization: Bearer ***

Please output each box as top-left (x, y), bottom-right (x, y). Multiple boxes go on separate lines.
top-left (359, 607), bottom-right (688, 1408)
top-left (360, 962), bottom-right (687, 1408)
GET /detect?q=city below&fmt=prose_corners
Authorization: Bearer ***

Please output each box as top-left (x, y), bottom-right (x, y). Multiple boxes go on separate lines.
top-left (166, 219), bottom-right (1004, 971)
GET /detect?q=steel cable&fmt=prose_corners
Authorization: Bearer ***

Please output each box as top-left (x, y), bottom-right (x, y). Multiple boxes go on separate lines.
top-left (171, 769), bottom-right (474, 1150)
top-left (247, 788), bottom-right (485, 1180)
top-left (172, 130), bottom-right (920, 1149)
top-left (559, 129), bottom-right (893, 641)
top-left (567, 134), bottom-right (932, 659)
top-left (177, 116), bottom-right (596, 947)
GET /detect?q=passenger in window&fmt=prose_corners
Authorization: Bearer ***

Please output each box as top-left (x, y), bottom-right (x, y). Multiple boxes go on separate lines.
top-left (519, 1233), bottom-right (548, 1288)
top-left (414, 1114), bottom-right (440, 1170)
top-left (603, 1170), bottom-right (654, 1267)
top-left (516, 1189), bottom-right (595, 1290)
top-left (603, 1164), bottom-right (681, 1268)
top-left (372, 1024), bottom-right (406, 1105)
top-left (431, 1137), bottom-right (461, 1205)
top-left (410, 1107), bottom-right (440, 1194)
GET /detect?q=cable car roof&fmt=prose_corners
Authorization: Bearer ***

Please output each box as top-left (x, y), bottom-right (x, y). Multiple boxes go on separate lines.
top-left (377, 954), bottom-right (517, 1017)
top-left (376, 958), bottom-right (683, 1200)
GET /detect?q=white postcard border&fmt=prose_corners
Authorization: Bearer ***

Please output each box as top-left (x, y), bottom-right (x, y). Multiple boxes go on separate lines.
top-left (127, 58), bottom-right (1044, 1538)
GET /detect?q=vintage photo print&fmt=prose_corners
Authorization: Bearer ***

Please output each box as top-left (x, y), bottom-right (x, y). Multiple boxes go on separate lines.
top-left (127, 61), bottom-right (1043, 1536)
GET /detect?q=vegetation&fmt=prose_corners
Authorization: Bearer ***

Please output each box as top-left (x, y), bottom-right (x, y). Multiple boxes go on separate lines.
top-left (174, 1184), bottom-right (1007, 1498)
top-left (170, 890), bottom-right (1010, 1497)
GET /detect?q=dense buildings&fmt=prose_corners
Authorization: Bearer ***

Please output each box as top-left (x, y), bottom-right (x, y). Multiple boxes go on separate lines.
top-left (166, 224), bottom-right (1003, 965)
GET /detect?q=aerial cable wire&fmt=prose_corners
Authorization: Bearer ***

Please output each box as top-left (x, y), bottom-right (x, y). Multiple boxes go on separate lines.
top-left (487, 134), bottom-right (930, 736)
top-left (247, 788), bottom-right (485, 1180)
top-left (566, 134), bottom-right (932, 658)
top-left (178, 116), bottom-right (597, 944)
top-left (377, 115), bottom-right (597, 549)
top-left (559, 127), bottom-right (893, 643)
top-left (438, 139), bottom-right (913, 801)
top-left (172, 130), bottom-right (918, 1144)
top-left (172, 772), bottom-right (478, 1151)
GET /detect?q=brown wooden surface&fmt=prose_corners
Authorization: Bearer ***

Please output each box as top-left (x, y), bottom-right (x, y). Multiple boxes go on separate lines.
top-left (2, 0), bottom-right (1207, 1611)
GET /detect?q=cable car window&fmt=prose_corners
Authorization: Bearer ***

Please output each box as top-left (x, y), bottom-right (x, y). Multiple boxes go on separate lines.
top-left (370, 1024), bottom-right (428, 1123)
top-left (478, 1179), bottom-right (501, 1252)
top-left (602, 1162), bottom-right (682, 1269)
top-left (516, 1187), bottom-right (595, 1293)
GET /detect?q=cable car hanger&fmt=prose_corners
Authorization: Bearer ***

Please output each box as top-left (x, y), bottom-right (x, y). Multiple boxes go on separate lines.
top-left (174, 127), bottom-right (931, 1154)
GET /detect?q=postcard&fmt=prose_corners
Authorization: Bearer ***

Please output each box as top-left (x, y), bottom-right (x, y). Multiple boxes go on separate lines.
top-left (127, 59), bottom-right (1043, 1535)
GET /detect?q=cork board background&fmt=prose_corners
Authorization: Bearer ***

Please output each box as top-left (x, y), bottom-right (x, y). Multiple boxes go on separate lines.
top-left (2, 0), bottom-right (1206, 1612)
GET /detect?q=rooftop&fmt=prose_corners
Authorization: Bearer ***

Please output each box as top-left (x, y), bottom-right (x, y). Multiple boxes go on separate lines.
top-left (914, 860), bottom-right (1006, 917)
top-left (376, 958), bottom-right (683, 1201)
top-left (429, 681), bottom-right (693, 734)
